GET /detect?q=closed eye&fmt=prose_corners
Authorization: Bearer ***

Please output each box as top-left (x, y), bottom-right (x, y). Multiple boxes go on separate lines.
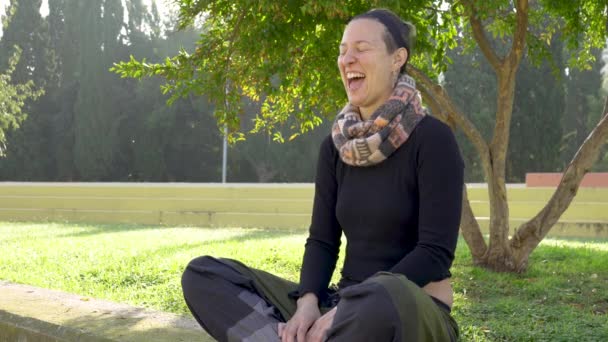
top-left (338, 41), bottom-right (373, 56)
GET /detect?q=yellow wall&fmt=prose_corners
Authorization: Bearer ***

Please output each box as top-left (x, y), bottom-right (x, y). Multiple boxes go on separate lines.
top-left (0, 182), bottom-right (607, 237)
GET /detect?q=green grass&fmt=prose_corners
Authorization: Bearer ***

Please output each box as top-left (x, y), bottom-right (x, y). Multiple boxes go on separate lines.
top-left (1, 222), bottom-right (607, 341)
top-left (452, 238), bottom-right (608, 341)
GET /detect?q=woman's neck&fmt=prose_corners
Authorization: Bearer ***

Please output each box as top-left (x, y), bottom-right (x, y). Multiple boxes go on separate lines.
top-left (360, 94), bottom-right (391, 120)
top-left (360, 107), bottom-right (374, 120)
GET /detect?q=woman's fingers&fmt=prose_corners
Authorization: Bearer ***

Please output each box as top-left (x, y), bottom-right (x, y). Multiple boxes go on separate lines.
top-left (297, 321), bottom-right (312, 342)
top-left (306, 319), bottom-right (325, 342)
top-left (283, 321), bottom-right (299, 342)
top-left (281, 302), bottom-right (321, 342)
top-left (306, 324), bottom-right (318, 342)
top-left (280, 318), bottom-right (314, 342)
top-left (306, 307), bottom-right (337, 342)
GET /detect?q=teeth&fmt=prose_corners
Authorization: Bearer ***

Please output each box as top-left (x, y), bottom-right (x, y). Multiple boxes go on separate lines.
top-left (347, 72), bottom-right (365, 80)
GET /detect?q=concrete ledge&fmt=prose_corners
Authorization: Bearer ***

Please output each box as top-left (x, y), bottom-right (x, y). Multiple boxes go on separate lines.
top-left (0, 281), bottom-right (213, 342)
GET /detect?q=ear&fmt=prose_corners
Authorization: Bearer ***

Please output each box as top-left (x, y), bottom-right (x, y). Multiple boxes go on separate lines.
top-left (392, 47), bottom-right (408, 72)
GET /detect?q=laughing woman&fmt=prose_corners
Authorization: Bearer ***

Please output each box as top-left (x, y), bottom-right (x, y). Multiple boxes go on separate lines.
top-left (181, 8), bottom-right (463, 342)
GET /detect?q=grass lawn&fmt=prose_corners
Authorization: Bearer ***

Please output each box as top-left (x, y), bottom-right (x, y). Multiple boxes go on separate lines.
top-left (0, 222), bottom-right (606, 341)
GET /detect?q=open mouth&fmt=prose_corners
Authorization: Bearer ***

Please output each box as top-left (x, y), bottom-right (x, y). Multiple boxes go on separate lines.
top-left (347, 72), bottom-right (366, 91)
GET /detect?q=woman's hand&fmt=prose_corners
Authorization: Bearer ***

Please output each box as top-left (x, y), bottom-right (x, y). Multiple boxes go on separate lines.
top-left (278, 293), bottom-right (321, 342)
top-left (305, 307), bottom-right (337, 342)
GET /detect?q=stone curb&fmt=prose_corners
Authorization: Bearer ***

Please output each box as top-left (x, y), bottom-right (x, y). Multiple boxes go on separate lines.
top-left (0, 281), bottom-right (213, 341)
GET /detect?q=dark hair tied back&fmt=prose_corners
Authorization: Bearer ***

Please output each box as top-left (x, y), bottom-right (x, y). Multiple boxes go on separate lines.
top-left (349, 8), bottom-right (416, 74)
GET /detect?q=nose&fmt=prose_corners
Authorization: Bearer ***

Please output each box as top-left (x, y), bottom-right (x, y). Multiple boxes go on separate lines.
top-left (342, 50), bottom-right (356, 65)
top-left (340, 49), bottom-right (356, 66)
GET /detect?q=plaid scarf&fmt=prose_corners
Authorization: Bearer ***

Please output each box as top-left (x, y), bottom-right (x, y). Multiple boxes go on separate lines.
top-left (331, 74), bottom-right (427, 166)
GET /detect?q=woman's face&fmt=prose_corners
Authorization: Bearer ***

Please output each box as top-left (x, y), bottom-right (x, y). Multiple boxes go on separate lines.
top-left (338, 18), bottom-right (404, 116)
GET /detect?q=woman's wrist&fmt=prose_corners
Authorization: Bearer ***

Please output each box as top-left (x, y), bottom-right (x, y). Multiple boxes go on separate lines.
top-left (296, 292), bottom-right (319, 308)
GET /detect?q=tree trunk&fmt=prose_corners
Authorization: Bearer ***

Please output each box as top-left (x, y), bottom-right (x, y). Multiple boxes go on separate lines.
top-left (480, 54), bottom-right (521, 270)
top-left (451, 0), bottom-right (529, 272)
top-left (459, 185), bottom-right (487, 264)
top-left (483, 155), bottom-right (518, 271)
top-left (484, 175), bottom-right (515, 271)
top-left (415, 0), bottom-right (608, 274)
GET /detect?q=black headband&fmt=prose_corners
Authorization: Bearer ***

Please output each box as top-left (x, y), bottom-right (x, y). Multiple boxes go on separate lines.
top-left (358, 10), bottom-right (410, 54)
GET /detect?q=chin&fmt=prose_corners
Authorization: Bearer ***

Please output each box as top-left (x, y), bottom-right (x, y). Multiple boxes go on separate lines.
top-left (349, 99), bottom-right (367, 109)
top-left (347, 93), bottom-right (366, 107)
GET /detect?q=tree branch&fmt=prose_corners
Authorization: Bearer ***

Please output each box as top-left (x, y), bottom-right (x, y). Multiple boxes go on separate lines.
top-left (223, 10), bottom-right (247, 76)
top-left (416, 82), bottom-right (451, 127)
top-left (463, 1), bottom-right (503, 71)
top-left (408, 65), bottom-right (491, 260)
top-left (511, 95), bottom-right (608, 257)
top-left (408, 65), bottom-right (492, 181)
top-left (507, 0), bottom-right (529, 68)
top-left (460, 184), bottom-right (488, 262)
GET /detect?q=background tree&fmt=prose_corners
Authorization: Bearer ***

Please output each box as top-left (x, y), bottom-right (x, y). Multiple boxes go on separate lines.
top-left (0, 0), bottom-right (52, 176)
top-left (594, 45), bottom-right (608, 170)
top-left (443, 36), bottom-right (567, 183)
top-left (561, 49), bottom-right (602, 167)
top-left (228, 99), bottom-right (330, 182)
top-left (113, 0), bottom-right (608, 272)
top-left (0, 0), bottom-right (230, 182)
top-left (506, 37), bottom-right (566, 181)
top-left (0, 47), bottom-right (44, 155)
top-left (443, 43), bottom-right (496, 183)
top-left (561, 48), bottom-right (607, 170)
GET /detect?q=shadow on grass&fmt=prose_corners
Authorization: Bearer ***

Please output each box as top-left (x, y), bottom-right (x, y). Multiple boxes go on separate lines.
top-left (0, 221), bottom-right (146, 244)
top-left (53, 222), bottom-right (164, 238)
top-left (452, 241), bottom-right (608, 341)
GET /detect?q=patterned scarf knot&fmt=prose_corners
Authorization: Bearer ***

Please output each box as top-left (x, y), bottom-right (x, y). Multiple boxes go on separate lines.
top-left (331, 74), bottom-right (427, 166)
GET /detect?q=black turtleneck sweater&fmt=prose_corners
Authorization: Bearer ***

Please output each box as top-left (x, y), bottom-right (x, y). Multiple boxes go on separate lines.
top-left (298, 115), bottom-right (464, 301)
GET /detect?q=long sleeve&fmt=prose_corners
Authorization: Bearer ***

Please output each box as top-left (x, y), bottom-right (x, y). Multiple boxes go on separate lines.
top-left (296, 136), bottom-right (343, 301)
top-left (390, 119), bottom-right (464, 287)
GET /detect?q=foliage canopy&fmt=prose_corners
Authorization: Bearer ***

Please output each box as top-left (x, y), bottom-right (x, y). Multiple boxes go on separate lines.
top-left (113, 0), bottom-right (461, 142)
top-left (113, 1), bottom-right (608, 142)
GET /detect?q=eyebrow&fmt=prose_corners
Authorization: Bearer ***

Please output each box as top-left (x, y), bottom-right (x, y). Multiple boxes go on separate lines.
top-left (339, 40), bottom-right (375, 47)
